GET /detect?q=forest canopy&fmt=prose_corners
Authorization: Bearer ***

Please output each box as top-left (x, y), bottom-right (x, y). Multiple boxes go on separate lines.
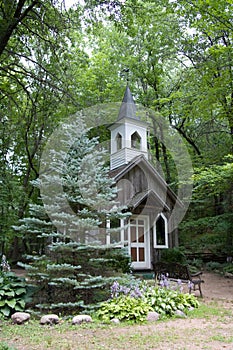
top-left (0, 0), bottom-right (232, 260)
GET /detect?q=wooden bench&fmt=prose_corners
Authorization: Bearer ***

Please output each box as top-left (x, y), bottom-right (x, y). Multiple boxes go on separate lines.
top-left (152, 262), bottom-right (204, 297)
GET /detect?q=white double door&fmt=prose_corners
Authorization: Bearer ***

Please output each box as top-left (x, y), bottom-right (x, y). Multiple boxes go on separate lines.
top-left (128, 215), bottom-right (151, 269)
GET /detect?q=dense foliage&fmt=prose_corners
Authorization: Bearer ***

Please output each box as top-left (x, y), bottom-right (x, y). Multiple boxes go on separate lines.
top-left (14, 122), bottom-right (131, 315)
top-left (20, 244), bottom-right (131, 315)
top-left (0, 271), bottom-right (31, 318)
top-left (0, 0), bottom-right (232, 264)
top-left (97, 280), bottom-right (199, 323)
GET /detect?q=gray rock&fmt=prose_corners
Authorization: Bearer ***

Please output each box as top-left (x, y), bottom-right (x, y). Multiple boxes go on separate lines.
top-left (175, 310), bottom-right (187, 318)
top-left (11, 312), bottom-right (30, 325)
top-left (146, 311), bottom-right (160, 322)
top-left (110, 318), bottom-right (120, 324)
top-left (40, 314), bottom-right (59, 325)
top-left (72, 314), bottom-right (93, 325)
top-left (188, 306), bottom-right (195, 312)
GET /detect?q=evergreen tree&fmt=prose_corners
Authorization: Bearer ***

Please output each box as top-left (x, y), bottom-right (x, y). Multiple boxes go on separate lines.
top-left (16, 115), bottom-right (131, 314)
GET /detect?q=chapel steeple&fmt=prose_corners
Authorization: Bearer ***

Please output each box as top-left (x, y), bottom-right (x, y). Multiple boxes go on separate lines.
top-left (117, 85), bottom-right (139, 121)
top-left (109, 86), bottom-right (148, 170)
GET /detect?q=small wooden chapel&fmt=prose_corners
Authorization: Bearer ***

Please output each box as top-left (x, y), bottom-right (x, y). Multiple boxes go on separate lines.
top-left (106, 85), bottom-right (181, 271)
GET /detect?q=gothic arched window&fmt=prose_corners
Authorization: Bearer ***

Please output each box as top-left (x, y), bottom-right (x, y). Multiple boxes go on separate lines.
top-left (153, 213), bottom-right (168, 248)
top-left (131, 131), bottom-right (141, 150)
top-left (116, 133), bottom-right (122, 151)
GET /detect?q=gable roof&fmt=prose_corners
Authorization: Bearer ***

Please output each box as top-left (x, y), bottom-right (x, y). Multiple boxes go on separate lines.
top-left (109, 154), bottom-right (183, 207)
top-left (126, 189), bottom-right (170, 211)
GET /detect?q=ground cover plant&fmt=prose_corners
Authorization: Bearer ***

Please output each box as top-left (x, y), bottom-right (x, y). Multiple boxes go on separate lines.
top-left (0, 271), bottom-right (32, 318)
top-left (0, 299), bottom-right (232, 350)
top-left (1, 272), bottom-right (233, 349)
top-left (97, 279), bottom-right (199, 323)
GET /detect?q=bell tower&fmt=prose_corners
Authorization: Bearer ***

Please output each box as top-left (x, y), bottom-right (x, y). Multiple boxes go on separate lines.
top-left (109, 86), bottom-right (148, 170)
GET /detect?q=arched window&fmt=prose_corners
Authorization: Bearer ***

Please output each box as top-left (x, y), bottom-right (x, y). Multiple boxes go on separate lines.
top-left (154, 213), bottom-right (168, 248)
top-left (116, 133), bottom-right (122, 150)
top-left (131, 131), bottom-right (141, 150)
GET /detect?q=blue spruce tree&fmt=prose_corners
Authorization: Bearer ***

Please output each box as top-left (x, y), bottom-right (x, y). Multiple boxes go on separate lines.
top-left (15, 115), bottom-right (131, 314)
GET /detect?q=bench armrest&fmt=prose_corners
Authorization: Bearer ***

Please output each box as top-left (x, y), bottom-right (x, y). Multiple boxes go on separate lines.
top-left (191, 271), bottom-right (202, 278)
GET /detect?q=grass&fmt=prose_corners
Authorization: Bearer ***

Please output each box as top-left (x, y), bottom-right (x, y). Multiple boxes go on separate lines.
top-left (0, 302), bottom-right (232, 350)
top-left (0, 344), bottom-right (18, 350)
top-left (187, 300), bottom-right (232, 319)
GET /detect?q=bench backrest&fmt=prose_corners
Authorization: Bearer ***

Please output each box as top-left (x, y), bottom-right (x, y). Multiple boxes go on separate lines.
top-left (153, 262), bottom-right (191, 281)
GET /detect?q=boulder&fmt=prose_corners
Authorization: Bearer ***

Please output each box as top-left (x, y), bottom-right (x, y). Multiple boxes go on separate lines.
top-left (40, 314), bottom-right (59, 325)
top-left (146, 311), bottom-right (160, 322)
top-left (110, 318), bottom-right (120, 324)
top-left (11, 312), bottom-right (30, 325)
top-left (72, 315), bottom-right (93, 325)
top-left (175, 310), bottom-right (187, 318)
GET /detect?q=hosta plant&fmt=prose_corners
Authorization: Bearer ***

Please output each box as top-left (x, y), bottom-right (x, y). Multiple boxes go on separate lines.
top-left (97, 279), bottom-right (199, 323)
top-left (96, 294), bottom-right (152, 323)
top-left (144, 285), bottom-right (199, 316)
top-left (0, 272), bottom-right (31, 318)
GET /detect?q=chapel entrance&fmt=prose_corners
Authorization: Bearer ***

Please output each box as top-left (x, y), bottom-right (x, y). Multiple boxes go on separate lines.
top-left (128, 216), bottom-right (151, 269)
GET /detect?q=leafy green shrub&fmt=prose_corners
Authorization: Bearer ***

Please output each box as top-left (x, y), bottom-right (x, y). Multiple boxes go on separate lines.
top-left (205, 261), bottom-right (223, 272)
top-left (96, 280), bottom-right (199, 323)
top-left (0, 272), bottom-right (31, 318)
top-left (97, 295), bottom-right (152, 323)
top-left (223, 264), bottom-right (233, 274)
top-left (160, 247), bottom-right (187, 264)
top-left (186, 258), bottom-right (203, 274)
top-left (144, 286), bottom-right (199, 316)
top-left (187, 258), bottom-right (203, 270)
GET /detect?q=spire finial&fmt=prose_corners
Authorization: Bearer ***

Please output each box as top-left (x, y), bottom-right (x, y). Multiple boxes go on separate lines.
top-left (117, 84), bottom-right (139, 121)
top-left (121, 68), bottom-right (130, 86)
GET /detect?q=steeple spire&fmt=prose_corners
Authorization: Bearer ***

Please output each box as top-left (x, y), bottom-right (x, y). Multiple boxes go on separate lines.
top-left (109, 85), bottom-right (148, 170)
top-left (117, 86), bottom-right (140, 121)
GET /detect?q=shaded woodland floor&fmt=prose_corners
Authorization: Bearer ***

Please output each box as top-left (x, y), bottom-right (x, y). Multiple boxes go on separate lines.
top-left (1, 270), bottom-right (232, 350)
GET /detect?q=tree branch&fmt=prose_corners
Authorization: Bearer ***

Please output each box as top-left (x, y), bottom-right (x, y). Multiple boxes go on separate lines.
top-left (0, 1), bottom-right (40, 56)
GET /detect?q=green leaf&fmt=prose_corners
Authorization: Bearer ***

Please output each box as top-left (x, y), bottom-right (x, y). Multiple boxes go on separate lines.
top-left (15, 288), bottom-right (26, 296)
top-left (0, 306), bottom-right (11, 317)
top-left (14, 304), bottom-right (24, 311)
top-left (4, 291), bottom-right (15, 297)
top-left (10, 282), bottom-right (26, 288)
top-left (17, 299), bottom-right (25, 308)
top-left (6, 299), bottom-right (16, 308)
top-left (0, 300), bottom-right (6, 307)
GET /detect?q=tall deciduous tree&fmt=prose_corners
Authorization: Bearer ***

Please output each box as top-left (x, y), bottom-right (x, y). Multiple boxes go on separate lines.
top-left (0, 1), bottom-right (87, 258)
top-left (170, 0), bottom-right (233, 153)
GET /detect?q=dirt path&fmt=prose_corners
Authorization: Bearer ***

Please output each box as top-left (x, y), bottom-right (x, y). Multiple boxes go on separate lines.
top-left (196, 271), bottom-right (233, 300)
top-left (13, 268), bottom-right (233, 300)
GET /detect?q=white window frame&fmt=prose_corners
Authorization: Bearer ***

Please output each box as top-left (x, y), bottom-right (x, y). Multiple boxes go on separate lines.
top-left (153, 213), bottom-right (168, 249)
top-left (115, 132), bottom-right (123, 151)
top-left (106, 218), bottom-right (125, 247)
top-left (131, 131), bottom-right (141, 150)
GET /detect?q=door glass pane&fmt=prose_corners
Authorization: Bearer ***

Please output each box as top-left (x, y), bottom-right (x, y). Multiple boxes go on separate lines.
top-left (131, 226), bottom-right (136, 242)
top-left (138, 226), bottom-right (144, 242)
top-left (131, 247), bottom-right (137, 261)
top-left (139, 248), bottom-right (145, 261)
